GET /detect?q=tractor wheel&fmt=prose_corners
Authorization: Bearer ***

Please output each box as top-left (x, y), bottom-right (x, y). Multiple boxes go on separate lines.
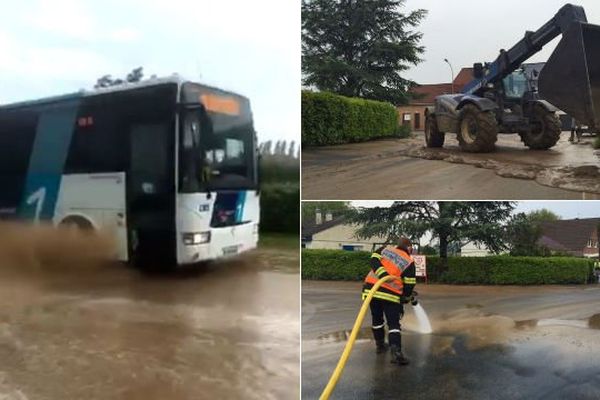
top-left (457, 104), bottom-right (498, 153)
top-left (520, 106), bottom-right (561, 150)
top-left (424, 113), bottom-right (445, 148)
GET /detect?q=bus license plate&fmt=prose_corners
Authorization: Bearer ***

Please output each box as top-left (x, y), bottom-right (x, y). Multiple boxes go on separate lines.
top-left (222, 245), bottom-right (239, 256)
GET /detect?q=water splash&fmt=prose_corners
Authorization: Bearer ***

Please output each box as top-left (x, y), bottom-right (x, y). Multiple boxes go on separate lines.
top-left (413, 303), bottom-right (433, 334)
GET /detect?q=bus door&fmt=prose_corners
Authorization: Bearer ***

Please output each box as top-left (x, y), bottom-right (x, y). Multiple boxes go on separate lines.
top-left (128, 121), bottom-right (176, 264)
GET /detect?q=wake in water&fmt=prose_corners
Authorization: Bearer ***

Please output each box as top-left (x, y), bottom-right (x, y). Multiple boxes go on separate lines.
top-left (0, 221), bottom-right (117, 278)
top-left (413, 303), bottom-right (433, 334)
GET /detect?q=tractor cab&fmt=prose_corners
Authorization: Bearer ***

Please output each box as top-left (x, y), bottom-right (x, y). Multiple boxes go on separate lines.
top-left (502, 70), bottom-right (529, 100)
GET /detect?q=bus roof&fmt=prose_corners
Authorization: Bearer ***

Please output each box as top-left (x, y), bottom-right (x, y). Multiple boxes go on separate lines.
top-left (0, 75), bottom-right (248, 111)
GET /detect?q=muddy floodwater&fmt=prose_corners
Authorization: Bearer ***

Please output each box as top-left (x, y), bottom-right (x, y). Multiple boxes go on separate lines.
top-left (0, 224), bottom-right (299, 400)
top-left (302, 132), bottom-right (600, 200)
top-left (303, 281), bottom-right (600, 399)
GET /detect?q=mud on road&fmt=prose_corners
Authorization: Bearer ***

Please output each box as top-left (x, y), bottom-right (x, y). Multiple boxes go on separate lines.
top-left (302, 281), bottom-right (600, 400)
top-left (0, 225), bottom-right (299, 400)
top-left (302, 132), bottom-right (600, 200)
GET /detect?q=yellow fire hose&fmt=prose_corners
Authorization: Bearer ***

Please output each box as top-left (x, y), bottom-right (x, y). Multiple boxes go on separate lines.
top-left (319, 275), bottom-right (399, 400)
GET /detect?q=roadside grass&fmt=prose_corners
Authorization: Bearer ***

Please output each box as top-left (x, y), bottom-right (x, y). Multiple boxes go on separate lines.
top-left (257, 233), bottom-right (299, 272)
top-left (259, 233), bottom-right (299, 250)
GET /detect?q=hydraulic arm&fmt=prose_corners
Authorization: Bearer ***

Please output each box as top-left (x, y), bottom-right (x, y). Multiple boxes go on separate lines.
top-left (463, 4), bottom-right (587, 96)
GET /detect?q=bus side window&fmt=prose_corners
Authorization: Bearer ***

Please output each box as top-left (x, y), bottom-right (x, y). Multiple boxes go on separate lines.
top-left (64, 103), bottom-right (125, 174)
top-left (0, 110), bottom-right (39, 213)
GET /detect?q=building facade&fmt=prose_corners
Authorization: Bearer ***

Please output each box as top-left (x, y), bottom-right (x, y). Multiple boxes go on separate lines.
top-left (397, 67), bottom-right (473, 132)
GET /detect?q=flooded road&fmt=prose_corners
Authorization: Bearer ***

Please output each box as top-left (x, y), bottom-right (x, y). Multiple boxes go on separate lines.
top-left (0, 225), bottom-right (299, 400)
top-left (302, 281), bottom-right (600, 399)
top-left (302, 132), bottom-right (600, 200)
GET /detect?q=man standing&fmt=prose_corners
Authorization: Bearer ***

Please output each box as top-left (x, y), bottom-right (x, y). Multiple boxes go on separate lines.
top-left (569, 117), bottom-right (582, 143)
top-left (362, 237), bottom-right (417, 365)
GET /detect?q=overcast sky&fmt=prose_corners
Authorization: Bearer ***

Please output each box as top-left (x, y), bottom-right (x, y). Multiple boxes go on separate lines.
top-left (402, 0), bottom-right (600, 84)
top-left (0, 0), bottom-right (299, 144)
top-left (350, 201), bottom-right (600, 219)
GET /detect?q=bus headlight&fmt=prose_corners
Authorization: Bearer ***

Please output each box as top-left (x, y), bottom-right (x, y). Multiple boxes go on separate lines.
top-left (182, 231), bottom-right (211, 245)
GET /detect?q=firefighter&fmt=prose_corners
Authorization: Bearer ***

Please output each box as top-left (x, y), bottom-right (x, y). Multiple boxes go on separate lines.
top-left (362, 236), bottom-right (417, 365)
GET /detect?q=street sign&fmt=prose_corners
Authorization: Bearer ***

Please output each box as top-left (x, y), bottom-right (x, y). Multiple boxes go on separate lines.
top-left (413, 255), bottom-right (427, 278)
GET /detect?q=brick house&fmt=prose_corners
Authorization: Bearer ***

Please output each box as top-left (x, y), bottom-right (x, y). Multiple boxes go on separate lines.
top-left (539, 218), bottom-right (600, 258)
top-left (398, 67), bottom-right (473, 131)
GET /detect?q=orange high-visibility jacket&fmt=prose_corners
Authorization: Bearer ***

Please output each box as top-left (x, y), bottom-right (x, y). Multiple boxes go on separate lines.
top-left (363, 246), bottom-right (416, 303)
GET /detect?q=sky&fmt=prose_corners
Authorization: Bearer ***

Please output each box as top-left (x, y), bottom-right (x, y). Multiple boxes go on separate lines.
top-left (350, 201), bottom-right (600, 219)
top-left (402, 0), bottom-right (600, 84)
top-left (0, 0), bottom-right (300, 144)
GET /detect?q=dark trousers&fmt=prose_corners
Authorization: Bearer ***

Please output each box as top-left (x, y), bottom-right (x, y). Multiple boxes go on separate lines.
top-left (369, 298), bottom-right (404, 347)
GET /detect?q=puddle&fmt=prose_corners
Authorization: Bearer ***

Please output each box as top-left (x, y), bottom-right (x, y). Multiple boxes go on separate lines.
top-left (515, 314), bottom-right (600, 330)
top-left (318, 327), bottom-right (372, 343)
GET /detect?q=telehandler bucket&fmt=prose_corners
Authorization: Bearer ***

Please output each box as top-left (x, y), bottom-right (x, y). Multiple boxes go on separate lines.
top-left (538, 22), bottom-right (600, 129)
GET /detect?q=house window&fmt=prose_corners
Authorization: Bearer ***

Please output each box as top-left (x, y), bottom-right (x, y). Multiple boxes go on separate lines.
top-left (341, 245), bottom-right (364, 251)
top-left (588, 239), bottom-right (598, 248)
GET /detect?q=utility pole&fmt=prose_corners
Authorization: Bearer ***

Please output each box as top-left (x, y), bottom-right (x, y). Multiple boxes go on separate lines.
top-left (444, 58), bottom-right (455, 94)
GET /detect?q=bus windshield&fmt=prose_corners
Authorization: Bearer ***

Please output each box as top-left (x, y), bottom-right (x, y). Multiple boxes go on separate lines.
top-left (179, 106), bottom-right (256, 192)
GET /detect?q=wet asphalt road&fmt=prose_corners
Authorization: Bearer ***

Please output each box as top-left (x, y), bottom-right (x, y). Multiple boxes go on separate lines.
top-left (0, 230), bottom-right (299, 400)
top-left (302, 281), bottom-right (600, 400)
top-left (302, 132), bottom-right (600, 200)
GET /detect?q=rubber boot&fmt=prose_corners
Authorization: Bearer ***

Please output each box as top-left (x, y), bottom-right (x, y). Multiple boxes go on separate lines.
top-left (390, 344), bottom-right (410, 366)
top-left (375, 341), bottom-right (388, 354)
top-left (372, 326), bottom-right (387, 354)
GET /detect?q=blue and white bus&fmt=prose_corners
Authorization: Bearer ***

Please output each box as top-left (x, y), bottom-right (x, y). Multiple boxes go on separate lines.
top-left (0, 76), bottom-right (260, 266)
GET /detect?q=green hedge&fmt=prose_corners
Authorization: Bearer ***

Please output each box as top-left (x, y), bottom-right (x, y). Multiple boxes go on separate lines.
top-left (302, 250), bottom-right (593, 284)
top-left (302, 91), bottom-right (399, 146)
top-left (260, 183), bottom-right (299, 233)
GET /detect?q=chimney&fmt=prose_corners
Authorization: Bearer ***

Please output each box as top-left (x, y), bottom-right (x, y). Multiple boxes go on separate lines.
top-left (325, 212), bottom-right (333, 222)
top-left (316, 209), bottom-right (322, 225)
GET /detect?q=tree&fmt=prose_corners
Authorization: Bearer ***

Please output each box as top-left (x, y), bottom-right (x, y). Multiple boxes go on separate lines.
top-left (279, 140), bottom-right (288, 155)
top-left (347, 201), bottom-right (516, 274)
top-left (506, 209), bottom-right (559, 256)
top-left (94, 67), bottom-right (145, 88)
top-left (126, 67), bottom-right (144, 83)
top-left (288, 141), bottom-right (296, 158)
top-left (302, 201), bottom-right (351, 223)
top-left (302, 0), bottom-right (427, 104)
top-left (527, 208), bottom-right (560, 223)
top-left (261, 140), bottom-right (273, 155)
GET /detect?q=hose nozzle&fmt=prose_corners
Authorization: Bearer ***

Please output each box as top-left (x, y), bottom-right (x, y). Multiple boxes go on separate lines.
top-left (410, 291), bottom-right (419, 306)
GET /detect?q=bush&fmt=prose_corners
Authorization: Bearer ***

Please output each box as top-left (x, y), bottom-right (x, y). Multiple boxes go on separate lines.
top-left (593, 136), bottom-right (600, 149)
top-left (302, 250), bottom-right (593, 284)
top-left (440, 256), bottom-right (591, 284)
top-left (302, 250), bottom-right (371, 280)
top-left (260, 155), bottom-right (299, 183)
top-left (395, 124), bottom-right (412, 139)
top-left (302, 91), bottom-right (399, 146)
top-left (260, 183), bottom-right (299, 233)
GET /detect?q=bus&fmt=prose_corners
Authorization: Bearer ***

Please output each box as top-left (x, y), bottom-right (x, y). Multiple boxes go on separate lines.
top-left (0, 76), bottom-right (260, 266)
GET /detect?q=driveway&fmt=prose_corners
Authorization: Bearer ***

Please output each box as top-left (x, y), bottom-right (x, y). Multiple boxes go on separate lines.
top-left (302, 132), bottom-right (600, 200)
